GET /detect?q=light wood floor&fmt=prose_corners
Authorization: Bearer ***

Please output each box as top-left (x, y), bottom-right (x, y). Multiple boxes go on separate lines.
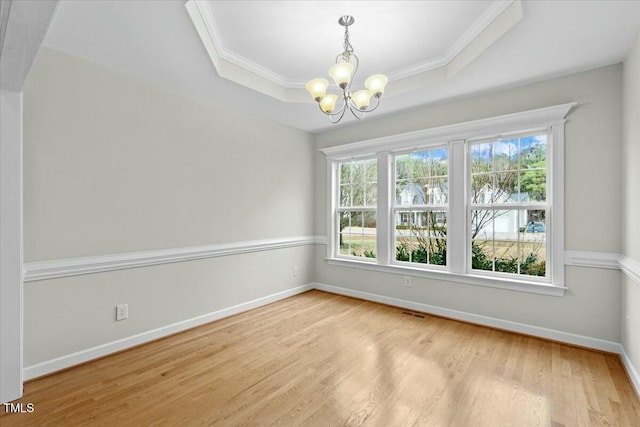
top-left (2, 290), bottom-right (639, 426)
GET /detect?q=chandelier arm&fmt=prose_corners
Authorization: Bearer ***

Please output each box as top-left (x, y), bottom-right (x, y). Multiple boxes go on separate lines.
top-left (329, 106), bottom-right (348, 124)
top-left (349, 54), bottom-right (359, 75)
top-left (347, 104), bottom-right (366, 120)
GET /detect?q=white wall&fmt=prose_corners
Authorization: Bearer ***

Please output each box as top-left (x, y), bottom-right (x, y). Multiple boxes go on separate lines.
top-left (0, 89), bottom-right (24, 402)
top-left (22, 48), bottom-right (316, 368)
top-left (622, 30), bottom-right (640, 388)
top-left (314, 64), bottom-right (623, 343)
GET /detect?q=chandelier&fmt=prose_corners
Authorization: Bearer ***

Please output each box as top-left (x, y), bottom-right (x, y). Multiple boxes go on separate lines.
top-left (305, 15), bottom-right (388, 124)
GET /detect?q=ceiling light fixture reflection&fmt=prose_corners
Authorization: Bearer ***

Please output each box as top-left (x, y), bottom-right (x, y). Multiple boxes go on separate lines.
top-left (306, 15), bottom-right (388, 124)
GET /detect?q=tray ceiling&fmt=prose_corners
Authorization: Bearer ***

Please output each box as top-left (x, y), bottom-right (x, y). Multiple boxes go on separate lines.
top-left (41, 0), bottom-right (640, 132)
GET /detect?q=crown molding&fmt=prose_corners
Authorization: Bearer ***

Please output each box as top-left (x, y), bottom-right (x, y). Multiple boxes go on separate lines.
top-left (185, 0), bottom-right (522, 102)
top-left (389, 0), bottom-right (518, 81)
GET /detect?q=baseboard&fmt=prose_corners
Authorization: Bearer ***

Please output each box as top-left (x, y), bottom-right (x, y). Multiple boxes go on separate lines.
top-left (23, 284), bottom-right (314, 380)
top-left (21, 281), bottom-right (632, 385)
top-left (312, 282), bottom-right (621, 353)
top-left (619, 344), bottom-right (640, 399)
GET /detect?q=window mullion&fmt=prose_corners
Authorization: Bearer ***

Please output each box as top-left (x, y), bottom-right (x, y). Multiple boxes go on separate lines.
top-left (376, 152), bottom-right (391, 264)
top-left (448, 140), bottom-right (466, 274)
top-left (328, 161), bottom-right (337, 259)
top-left (550, 123), bottom-right (565, 287)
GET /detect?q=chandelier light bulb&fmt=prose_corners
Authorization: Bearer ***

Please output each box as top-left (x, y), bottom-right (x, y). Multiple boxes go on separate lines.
top-left (365, 74), bottom-right (388, 97)
top-left (320, 94), bottom-right (338, 113)
top-left (352, 90), bottom-right (372, 110)
top-left (328, 62), bottom-right (354, 89)
top-left (305, 78), bottom-right (329, 102)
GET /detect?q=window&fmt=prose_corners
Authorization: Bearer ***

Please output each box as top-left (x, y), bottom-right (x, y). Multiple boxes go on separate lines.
top-left (322, 103), bottom-right (573, 295)
top-left (469, 134), bottom-right (549, 279)
top-left (394, 148), bottom-right (449, 266)
top-left (336, 158), bottom-right (377, 259)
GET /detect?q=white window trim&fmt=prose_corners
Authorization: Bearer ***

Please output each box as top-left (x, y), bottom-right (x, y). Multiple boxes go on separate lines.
top-left (465, 130), bottom-right (552, 284)
top-left (321, 103), bottom-right (575, 296)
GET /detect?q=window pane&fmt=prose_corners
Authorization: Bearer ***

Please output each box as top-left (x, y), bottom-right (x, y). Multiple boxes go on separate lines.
top-left (338, 210), bottom-right (352, 256)
top-left (365, 183), bottom-right (377, 206)
top-left (494, 171), bottom-right (519, 203)
top-left (520, 239), bottom-right (546, 277)
top-left (471, 210), bottom-right (495, 271)
top-left (520, 169), bottom-right (546, 202)
top-left (340, 163), bottom-right (352, 184)
top-left (338, 210), bottom-right (376, 259)
top-left (471, 209), bottom-right (547, 277)
top-left (352, 184), bottom-right (365, 206)
top-left (362, 212), bottom-right (377, 259)
top-left (339, 184), bottom-right (351, 207)
top-left (471, 134), bottom-right (548, 206)
top-left (521, 135), bottom-right (547, 170)
top-left (397, 180), bottom-right (424, 205)
top-left (338, 158), bottom-right (377, 209)
top-left (395, 147), bottom-right (449, 207)
top-left (431, 148), bottom-right (449, 176)
top-left (395, 210), bottom-right (447, 266)
top-left (471, 173), bottom-right (493, 203)
top-left (365, 160), bottom-right (377, 183)
top-left (396, 154), bottom-right (412, 180)
top-left (427, 178), bottom-right (448, 205)
top-left (493, 138), bottom-right (519, 172)
top-left (471, 143), bottom-right (492, 174)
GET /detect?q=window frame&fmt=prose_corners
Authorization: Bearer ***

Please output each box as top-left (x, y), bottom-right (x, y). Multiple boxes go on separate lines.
top-left (391, 145), bottom-right (450, 270)
top-left (466, 131), bottom-right (551, 283)
top-left (322, 103), bottom-right (574, 296)
top-left (332, 156), bottom-right (379, 263)
top-left (329, 154), bottom-right (379, 263)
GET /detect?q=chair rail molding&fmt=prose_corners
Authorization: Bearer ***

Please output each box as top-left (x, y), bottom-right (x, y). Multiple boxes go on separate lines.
top-left (564, 250), bottom-right (621, 270)
top-left (24, 235), bottom-right (326, 282)
top-left (619, 255), bottom-right (640, 286)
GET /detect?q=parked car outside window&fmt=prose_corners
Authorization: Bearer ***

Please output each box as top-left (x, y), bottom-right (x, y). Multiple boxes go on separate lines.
top-left (526, 221), bottom-right (545, 233)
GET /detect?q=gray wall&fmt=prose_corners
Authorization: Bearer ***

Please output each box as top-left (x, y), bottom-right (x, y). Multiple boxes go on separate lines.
top-left (22, 48), bottom-right (315, 366)
top-left (314, 64), bottom-right (623, 343)
top-left (622, 31), bottom-right (640, 377)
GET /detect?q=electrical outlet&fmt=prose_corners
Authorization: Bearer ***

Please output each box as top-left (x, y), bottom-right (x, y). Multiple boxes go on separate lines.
top-left (293, 266), bottom-right (299, 277)
top-left (404, 276), bottom-right (412, 287)
top-left (116, 304), bottom-right (128, 321)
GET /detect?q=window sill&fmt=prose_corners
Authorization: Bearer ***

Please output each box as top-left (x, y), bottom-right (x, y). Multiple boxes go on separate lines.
top-left (325, 258), bottom-right (566, 296)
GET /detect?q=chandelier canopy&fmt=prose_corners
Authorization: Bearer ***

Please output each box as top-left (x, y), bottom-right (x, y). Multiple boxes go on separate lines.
top-left (306, 15), bottom-right (388, 124)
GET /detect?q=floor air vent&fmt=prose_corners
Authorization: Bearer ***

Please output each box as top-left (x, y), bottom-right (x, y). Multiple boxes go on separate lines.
top-left (402, 311), bottom-right (425, 319)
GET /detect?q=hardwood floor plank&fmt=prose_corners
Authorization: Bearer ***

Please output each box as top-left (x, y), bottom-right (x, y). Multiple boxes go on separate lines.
top-left (2, 290), bottom-right (639, 426)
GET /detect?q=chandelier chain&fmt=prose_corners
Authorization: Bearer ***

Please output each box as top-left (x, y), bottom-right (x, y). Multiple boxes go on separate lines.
top-left (343, 25), bottom-right (354, 55)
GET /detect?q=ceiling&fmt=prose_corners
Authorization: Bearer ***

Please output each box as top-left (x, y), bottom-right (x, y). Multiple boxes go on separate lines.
top-left (41, 0), bottom-right (640, 133)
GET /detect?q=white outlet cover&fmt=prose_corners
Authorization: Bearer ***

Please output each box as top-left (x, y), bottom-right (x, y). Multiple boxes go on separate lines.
top-left (116, 304), bottom-right (128, 321)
